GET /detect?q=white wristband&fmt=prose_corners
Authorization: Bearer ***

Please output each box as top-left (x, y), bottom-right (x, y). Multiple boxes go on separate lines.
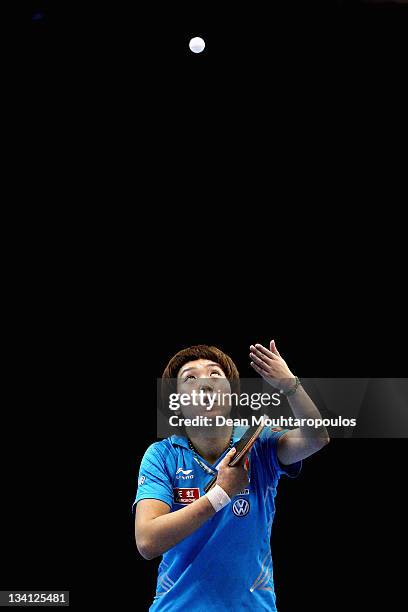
top-left (205, 484), bottom-right (231, 512)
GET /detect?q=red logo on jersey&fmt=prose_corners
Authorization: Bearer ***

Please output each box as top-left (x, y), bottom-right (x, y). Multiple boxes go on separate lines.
top-left (173, 488), bottom-right (200, 504)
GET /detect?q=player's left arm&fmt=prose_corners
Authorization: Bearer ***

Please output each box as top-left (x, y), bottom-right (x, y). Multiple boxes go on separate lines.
top-left (250, 339), bottom-right (330, 465)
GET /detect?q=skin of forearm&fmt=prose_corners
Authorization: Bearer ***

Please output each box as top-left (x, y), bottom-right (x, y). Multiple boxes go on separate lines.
top-left (142, 496), bottom-right (215, 559)
top-left (287, 384), bottom-right (330, 442)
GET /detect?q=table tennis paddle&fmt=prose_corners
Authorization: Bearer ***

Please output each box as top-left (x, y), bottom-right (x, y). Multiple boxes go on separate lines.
top-left (204, 416), bottom-right (268, 493)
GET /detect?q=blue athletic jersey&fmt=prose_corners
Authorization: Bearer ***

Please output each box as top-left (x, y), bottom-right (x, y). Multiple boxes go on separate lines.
top-left (132, 428), bottom-right (302, 611)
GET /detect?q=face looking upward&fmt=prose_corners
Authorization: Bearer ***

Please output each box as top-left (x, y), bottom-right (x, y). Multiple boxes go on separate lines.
top-left (176, 359), bottom-right (233, 421)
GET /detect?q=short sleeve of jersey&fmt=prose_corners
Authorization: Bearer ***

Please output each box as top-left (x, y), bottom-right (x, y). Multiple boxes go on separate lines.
top-left (258, 428), bottom-right (302, 480)
top-left (132, 442), bottom-right (174, 513)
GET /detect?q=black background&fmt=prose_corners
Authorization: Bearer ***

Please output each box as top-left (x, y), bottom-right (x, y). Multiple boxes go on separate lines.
top-left (1, 1), bottom-right (407, 610)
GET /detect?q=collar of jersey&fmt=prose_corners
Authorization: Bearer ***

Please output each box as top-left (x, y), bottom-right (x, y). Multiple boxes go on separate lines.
top-left (170, 430), bottom-right (242, 469)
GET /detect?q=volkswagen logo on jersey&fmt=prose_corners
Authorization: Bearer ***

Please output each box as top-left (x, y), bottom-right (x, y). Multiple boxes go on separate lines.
top-left (232, 498), bottom-right (250, 517)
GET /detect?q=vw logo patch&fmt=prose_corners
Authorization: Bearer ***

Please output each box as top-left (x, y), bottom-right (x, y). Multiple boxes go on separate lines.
top-left (232, 498), bottom-right (250, 517)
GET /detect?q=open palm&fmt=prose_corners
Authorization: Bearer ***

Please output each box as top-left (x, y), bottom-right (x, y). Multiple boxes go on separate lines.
top-left (249, 340), bottom-right (295, 392)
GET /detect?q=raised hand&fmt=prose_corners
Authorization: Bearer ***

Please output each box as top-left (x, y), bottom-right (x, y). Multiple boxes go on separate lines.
top-left (249, 340), bottom-right (296, 393)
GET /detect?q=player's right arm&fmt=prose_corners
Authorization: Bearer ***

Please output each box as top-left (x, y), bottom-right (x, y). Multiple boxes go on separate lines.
top-left (135, 495), bottom-right (215, 560)
top-left (135, 447), bottom-right (248, 559)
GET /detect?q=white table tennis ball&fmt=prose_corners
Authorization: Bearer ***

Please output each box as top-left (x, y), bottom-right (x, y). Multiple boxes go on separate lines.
top-left (189, 37), bottom-right (205, 54)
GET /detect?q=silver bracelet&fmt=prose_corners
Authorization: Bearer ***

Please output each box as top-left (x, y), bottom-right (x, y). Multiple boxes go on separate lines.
top-left (280, 376), bottom-right (301, 397)
top-left (206, 484), bottom-right (231, 512)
